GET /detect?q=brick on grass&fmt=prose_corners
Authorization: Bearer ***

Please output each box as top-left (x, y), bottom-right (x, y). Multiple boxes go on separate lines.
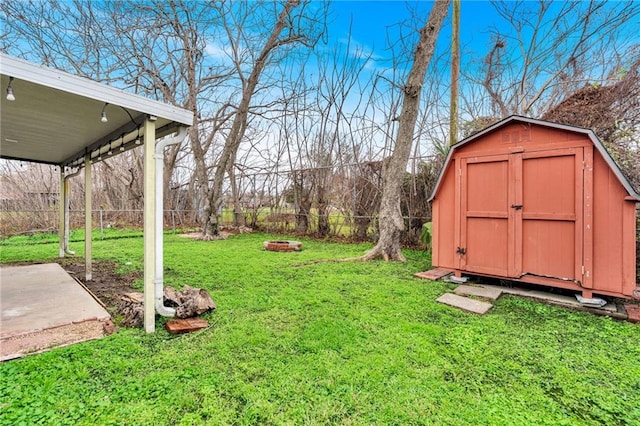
top-left (414, 268), bottom-right (453, 280)
top-left (165, 318), bottom-right (209, 334)
top-left (624, 304), bottom-right (640, 323)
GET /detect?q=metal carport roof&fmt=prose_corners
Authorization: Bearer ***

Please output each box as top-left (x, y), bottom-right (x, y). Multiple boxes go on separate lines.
top-left (1, 53), bottom-right (192, 167)
top-left (0, 53), bottom-right (194, 333)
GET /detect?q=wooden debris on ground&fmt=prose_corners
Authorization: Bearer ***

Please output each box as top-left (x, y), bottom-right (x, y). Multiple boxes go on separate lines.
top-left (116, 286), bottom-right (216, 328)
top-left (117, 292), bottom-right (145, 327)
top-left (164, 285), bottom-right (216, 318)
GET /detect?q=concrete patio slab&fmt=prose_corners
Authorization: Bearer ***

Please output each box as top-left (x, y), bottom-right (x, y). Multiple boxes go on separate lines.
top-left (436, 293), bottom-right (493, 314)
top-left (1, 263), bottom-right (112, 361)
top-left (454, 284), bottom-right (503, 301)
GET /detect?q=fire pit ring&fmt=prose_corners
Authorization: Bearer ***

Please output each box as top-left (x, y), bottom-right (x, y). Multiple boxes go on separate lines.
top-left (263, 240), bottom-right (302, 252)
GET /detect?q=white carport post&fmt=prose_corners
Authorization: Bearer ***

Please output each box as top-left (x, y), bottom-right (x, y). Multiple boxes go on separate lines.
top-left (143, 116), bottom-right (157, 333)
top-left (58, 168), bottom-right (65, 258)
top-left (85, 154), bottom-right (92, 281)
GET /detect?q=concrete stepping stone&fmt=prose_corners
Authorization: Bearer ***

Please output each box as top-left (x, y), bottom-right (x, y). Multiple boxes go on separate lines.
top-left (474, 283), bottom-right (627, 319)
top-left (436, 293), bottom-right (493, 314)
top-left (454, 284), bottom-right (502, 301)
top-left (481, 284), bottom-right (619, 312)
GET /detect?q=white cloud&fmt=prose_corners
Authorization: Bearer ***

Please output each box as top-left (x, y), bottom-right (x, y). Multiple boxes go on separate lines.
top-left (338, 37), bottom-right (383, 62)
top-left (204, 41), bottom-right (232, 62)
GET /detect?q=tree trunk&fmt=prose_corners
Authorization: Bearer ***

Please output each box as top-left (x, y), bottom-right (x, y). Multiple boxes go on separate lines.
top-left (316, 170), bottom-right (330, 236)
top-left (362, 0), bottom-right (451, 261)
top-left (293, 170), bottom-right (312, 234)
top-left (228, 164), bottom-right (246, 227)
top-left (354, 216), bottom-right (371, 241)
top-left (295, 210), bottom-right (309, 234)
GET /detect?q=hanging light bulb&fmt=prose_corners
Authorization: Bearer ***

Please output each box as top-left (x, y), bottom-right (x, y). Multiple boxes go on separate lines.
top-left (6, 77), bottom-right (15, 101)
top-left (100, 103), bottom-right (108, 123)
top-left (135, 127), bottom-right (141, 145)
top-left (120, 134), bottom-right (125, 151)
top-left (107, 142), bottom-right (113, 156)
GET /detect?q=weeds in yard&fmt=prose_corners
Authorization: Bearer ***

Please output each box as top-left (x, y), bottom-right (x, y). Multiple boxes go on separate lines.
top-left (1, 232), bottom-right (638, 425)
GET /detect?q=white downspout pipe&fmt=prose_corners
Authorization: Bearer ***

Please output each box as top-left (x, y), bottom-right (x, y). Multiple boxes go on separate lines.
top-left (63, 168), bottom-right (82, 255)
top-left (154, 127), bottom-right (187, 317)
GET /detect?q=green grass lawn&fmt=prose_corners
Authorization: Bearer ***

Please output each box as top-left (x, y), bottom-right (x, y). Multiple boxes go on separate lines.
top-left (1, 232), bottom-right (638, 425)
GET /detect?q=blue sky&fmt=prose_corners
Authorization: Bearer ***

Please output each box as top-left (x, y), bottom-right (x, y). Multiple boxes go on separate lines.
top-left (327, 1), bottom-right (640, 70)
top-left (328, 1), bottom-right (496, 63)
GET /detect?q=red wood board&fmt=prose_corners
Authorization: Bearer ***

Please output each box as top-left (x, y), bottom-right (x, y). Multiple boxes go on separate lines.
top-left (414, 268), bottom-right (453, 281)
top-left (165, 318), bottom-right (209, 334)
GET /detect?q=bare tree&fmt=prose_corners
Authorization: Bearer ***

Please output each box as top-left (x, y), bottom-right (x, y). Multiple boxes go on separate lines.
top-left (467, 0), bottom-right (640, 118)
top-left (0, 163), bottom-right (61, 234)
top-left (1, 0), bottom-right (216, 218)
top-left (542, 53), bottom-right (640, 190)
top-left (352, 161), bottom-right (383, 240)
top-left (460, 1), bottom-right (639, 188)
top-left (361, 0), bottom-right (450, 261)
top-left (203, 0), bottom-right (326, 238)
top-left (0, 1), bottom-right (120, 80)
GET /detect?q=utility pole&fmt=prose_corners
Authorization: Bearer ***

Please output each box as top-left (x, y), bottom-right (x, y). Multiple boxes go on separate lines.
top-left (450, 0), bottom-right (460, 145)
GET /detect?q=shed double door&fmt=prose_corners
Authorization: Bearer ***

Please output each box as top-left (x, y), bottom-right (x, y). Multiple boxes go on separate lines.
top-left (457, 148), bottom-right (585, 285)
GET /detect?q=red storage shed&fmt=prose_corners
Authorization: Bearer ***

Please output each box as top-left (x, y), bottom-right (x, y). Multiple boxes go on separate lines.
top-left (429, 116), bottom-right (639, 299)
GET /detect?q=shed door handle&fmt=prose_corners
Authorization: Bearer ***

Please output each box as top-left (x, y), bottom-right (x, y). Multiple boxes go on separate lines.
top-left (511, 204), bottom-right (523, 210)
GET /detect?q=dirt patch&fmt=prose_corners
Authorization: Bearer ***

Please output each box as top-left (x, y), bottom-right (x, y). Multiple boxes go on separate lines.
top-left (178, 225), bottom-right (253, 241)
top-left (58, 259), bottom-right (140, 312)
top-left (180, 232), bottom-right (206, 239)
top-left (1, 319), bottom-right (109, 361)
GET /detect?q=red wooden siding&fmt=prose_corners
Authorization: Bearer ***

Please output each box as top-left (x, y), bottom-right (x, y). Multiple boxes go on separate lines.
top-left (521, 148), bottom-right (582, 283)
top-left (592, 150), bottom-right (637, 296)
top-left (432, 161), bottom-right (456, 269)
top-left (461, 155), bottom-right (511, 277)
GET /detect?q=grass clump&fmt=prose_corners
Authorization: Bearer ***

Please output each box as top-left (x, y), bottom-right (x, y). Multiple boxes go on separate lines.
top-left (0, 232), bottom-right (638, 425)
